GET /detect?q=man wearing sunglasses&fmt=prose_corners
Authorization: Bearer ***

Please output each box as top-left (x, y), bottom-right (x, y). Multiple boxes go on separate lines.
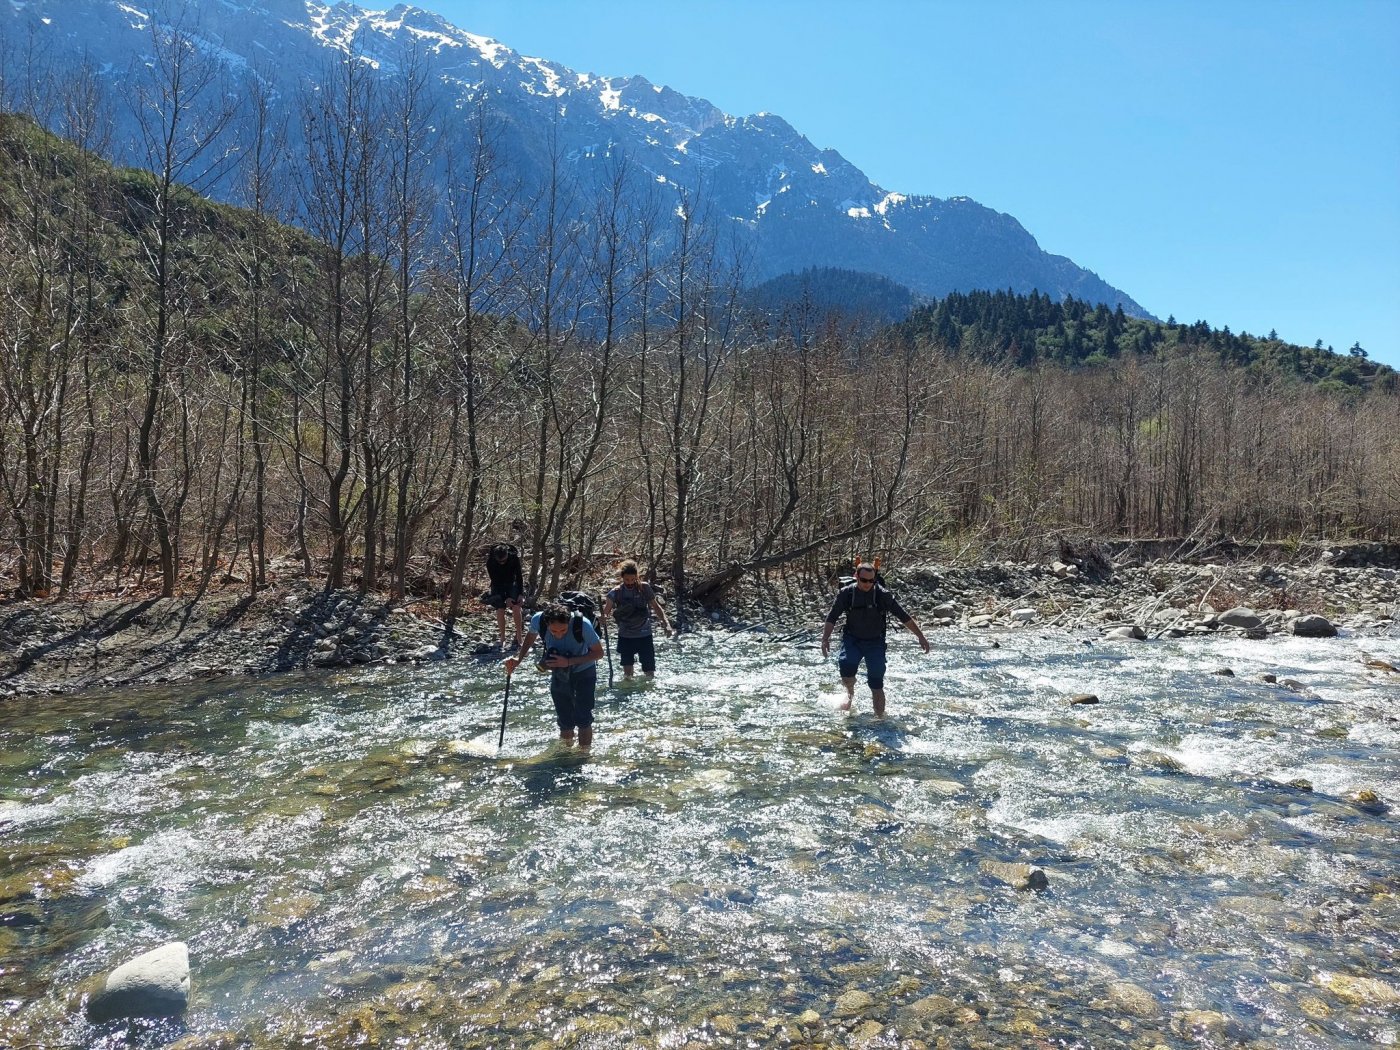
top-left (821, 562), bottom-right (929, 715)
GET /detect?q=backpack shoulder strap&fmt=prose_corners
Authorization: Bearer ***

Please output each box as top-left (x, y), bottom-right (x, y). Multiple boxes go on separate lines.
top-left (572, 613), bottom-right (584, 643)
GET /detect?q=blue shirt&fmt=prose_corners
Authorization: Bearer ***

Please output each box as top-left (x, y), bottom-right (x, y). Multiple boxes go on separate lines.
top-left (528, 612), bottom-right (601, 670)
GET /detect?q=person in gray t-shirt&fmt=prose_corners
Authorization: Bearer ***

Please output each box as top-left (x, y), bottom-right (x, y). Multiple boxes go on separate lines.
top-left (600, 560), bottom-right (673, 679)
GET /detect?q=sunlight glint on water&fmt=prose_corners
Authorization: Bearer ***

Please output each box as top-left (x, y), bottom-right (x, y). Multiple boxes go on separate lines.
top-left (0, 629), bottom-right (1396, 1048)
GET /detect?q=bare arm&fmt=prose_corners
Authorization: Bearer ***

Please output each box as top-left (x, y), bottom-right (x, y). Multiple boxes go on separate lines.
top-left (649, 596), bottom-right (673, 636)
top-left (902, 618), bottom-right (930, 653)
top-left (504, 630), bottom-right (539, 672)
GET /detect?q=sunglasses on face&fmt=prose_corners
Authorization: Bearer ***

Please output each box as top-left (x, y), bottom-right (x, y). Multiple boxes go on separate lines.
top-left (856, 575), bottom-right (875, 584)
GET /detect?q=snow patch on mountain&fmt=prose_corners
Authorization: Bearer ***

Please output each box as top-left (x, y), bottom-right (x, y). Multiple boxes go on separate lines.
top-left (0, 0), bottom-right (1150, 316)
top-left (116, 2), bottom-right (148, 28)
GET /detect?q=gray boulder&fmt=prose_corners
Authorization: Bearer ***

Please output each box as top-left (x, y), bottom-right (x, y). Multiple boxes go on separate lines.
top-left (86, 941), bottom-right (190, 1023)
top-left (1218, 607), bottom-right (1264, 631)
top-left (1291, 614), bottom-right (1337, 638)
top-left (1104, 625), bottom-right (1146, 641)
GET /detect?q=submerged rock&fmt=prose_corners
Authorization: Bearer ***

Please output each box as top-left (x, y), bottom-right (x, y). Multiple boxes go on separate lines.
top-left (1316, 971), bottom-right (1400, 1008)
top-left (85, 941), bottom-right (190, 1023)
top-left (1106, 980), bottom-right (1162, 1019)
top-left (979, 860), bottom-right (1049, 891)
top-left (1069, 693), bottom-right (1099, 705)
top-left (834, 988), bottom-right (876, 1017)
top-left (904, 993), bottom-right (959, 1022)
top-left (1134, 750), bottom-right (1185, 774)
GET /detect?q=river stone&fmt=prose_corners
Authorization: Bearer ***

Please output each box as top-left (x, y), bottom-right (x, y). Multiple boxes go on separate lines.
top-left (86, 941), bottom-right (190, 1022)
top-left (1134, 750), bottom-right (1185, 773)
top-left (1218, 607), bottom-right (1264, 630)
top-left (1346, 788), bottom-right (1388, 813)
top-left (1104, 625), bottom-right (1146, 640)
top-left (850, 1019), bottom-right (884, 1045)
top-left (168, 1035), bottom-right (241, 1050)
top-left (1291, 614), bottom-right (1337, 637)
top-left (1010, 608), bottom-right (1037, 622)
top-left (1107, 980), bottom-right (1162, 1018)
top-left (1172, 1009), bottom-right (1232, 1039)
top-left (1365, 659), bottom-right (1398, 673)
top-left (906, 993), bottom-right (959, 1021)
top-left (979, 860), bottom-right (1049, 891)
top-left (1069, 693), bottom-right (1099, 705)
top-left (1210, 667), bottom-right (1234, 677)
top-left (834, 988), bottom-right (875, 1017)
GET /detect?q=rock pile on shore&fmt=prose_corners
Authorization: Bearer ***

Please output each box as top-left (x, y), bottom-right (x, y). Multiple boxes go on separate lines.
top-left (0, 582), bottom-right (458, 698)
top-left (732, 558), bottom-right (1397, 640)
top-left (1, 552), bottom-right (1395, 698)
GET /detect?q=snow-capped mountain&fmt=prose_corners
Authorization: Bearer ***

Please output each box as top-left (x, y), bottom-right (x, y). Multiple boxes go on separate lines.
top-left (1, 0), bottom-right (1148, 313)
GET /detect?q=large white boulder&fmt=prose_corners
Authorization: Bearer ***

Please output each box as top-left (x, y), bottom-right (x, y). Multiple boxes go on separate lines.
top-left (86, 941), bottom-right (190, 1023)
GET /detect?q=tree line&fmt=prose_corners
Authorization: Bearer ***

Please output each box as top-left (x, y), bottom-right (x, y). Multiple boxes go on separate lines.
top-left (1, 33), bottom-right (1397, 618)
top-left (897, 289), bottom-right (1395, 393)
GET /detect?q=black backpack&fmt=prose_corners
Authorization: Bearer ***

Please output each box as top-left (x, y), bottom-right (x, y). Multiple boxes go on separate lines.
top-left (556, 590), bottom-right (598, 642)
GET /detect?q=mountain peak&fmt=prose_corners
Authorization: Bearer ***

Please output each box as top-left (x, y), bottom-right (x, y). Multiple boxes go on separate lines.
top-left (3, 0), bottom-right (1148, 314)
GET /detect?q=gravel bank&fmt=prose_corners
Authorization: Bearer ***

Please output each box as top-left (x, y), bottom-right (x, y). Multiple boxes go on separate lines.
top-left (2, 547), bottom-right (1396, 698)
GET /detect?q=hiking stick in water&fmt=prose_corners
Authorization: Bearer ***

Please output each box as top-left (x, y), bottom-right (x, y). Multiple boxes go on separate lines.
top-left (497, 668), bottom-right (513, 751)
top-left (601, 619), bottom-right (615, 687)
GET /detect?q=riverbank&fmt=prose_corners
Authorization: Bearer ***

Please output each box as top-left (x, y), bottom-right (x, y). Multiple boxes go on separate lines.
top-left (2, 546), bottom-right (1396, 698)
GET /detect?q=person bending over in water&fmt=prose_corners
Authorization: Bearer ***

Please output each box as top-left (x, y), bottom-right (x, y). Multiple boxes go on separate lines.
top-left (600, 560), bottom-right (673, 680)
top-left (505, 602), bottom-right (605, 748)
top-left (820, 562), bottom-right (929, 716)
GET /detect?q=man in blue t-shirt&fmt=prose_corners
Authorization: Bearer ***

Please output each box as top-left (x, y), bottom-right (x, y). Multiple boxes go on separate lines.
top-left (505, 602), bottom-right (605, 748)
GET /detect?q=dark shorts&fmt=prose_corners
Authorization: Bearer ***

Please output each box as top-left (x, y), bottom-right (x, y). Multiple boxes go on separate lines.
top-left (617, 634), bottom-right (656, 673)
top-left (483, 587), bottom-right (522, 610)
top-left (838, 635), bottom-right (887, 688)
top-left (550, 667), bottom-right (597, 731)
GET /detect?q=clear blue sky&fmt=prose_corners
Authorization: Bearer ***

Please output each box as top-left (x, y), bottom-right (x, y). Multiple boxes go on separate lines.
top-left (429, 0), bottom-right (1400, 368)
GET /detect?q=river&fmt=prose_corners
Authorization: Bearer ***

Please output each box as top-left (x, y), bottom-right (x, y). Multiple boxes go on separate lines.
top-left (2, 628), bottom-right (1397, 1047)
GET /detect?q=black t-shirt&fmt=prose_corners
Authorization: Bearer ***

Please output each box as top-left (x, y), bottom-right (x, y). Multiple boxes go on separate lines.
top-left (485, 550), bottom-right (523, 596)
top-left (825, 583), bottom-right (909, 640)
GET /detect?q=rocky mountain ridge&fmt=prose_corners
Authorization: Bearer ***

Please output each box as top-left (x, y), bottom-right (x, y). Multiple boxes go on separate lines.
top-left (4, 0), bottom-right (1150, 312)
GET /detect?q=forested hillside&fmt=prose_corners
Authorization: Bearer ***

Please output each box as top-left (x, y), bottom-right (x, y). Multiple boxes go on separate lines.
top-left (746, 268), bottom-right (923, 333)
top-left (899, 289), bottom-right (1395, 392)
top-left (2, 109), bottom-right (1398, 613)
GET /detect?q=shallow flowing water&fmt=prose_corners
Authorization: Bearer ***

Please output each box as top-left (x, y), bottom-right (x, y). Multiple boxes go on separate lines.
top-left (1, 628), bottom-right (1397, 1048)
